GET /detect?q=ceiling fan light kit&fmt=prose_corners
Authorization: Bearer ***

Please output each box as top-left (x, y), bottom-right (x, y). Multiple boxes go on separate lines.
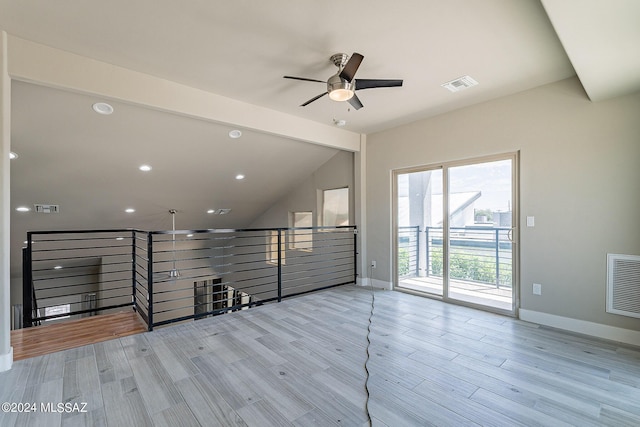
top-left (327, 53), bottom-right (355, 101)
top-left (327, 76), bottom-right (355, 101)
top-left (284, 52), bottom-right (403, 110)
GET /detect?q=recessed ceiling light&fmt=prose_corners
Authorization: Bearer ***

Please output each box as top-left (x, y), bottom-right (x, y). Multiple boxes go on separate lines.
top-left (235, 174), bottom-right (245, 180)
top-left (187, 234), bottom-right (194, 238)
top-left (333, 119), bottom-right (347, 127)
top-left (16, 206), bottom-right (30, 212)
top-left (125, 208), bottom-right (135, 213)
top-left (54, 265), bottom-right (63, 270)
top-left (207, 209), bottom-right (215, 214)
top-left (229, 130), bottom-right (242, 139)
top-left (9, 152), bottom-right (18, 160)
top-left (92, 102), bottom-right (114, 115)
top-left (139, 164), bottom-right (152, 172)
top-left (116, 237), bottom-right (124, 241)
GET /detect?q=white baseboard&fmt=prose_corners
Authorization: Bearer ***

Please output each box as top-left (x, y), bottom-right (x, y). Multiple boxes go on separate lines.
top-left (371, 278), bottom-right (392, 290)
top-left (519, 309), bottom-right (640, 347)
top-left (0, 346), bottom-right (13, 372)
top-left (356, 277), bottom-right (368, 287)
top-left (356, 278), bottom-right (392, 290)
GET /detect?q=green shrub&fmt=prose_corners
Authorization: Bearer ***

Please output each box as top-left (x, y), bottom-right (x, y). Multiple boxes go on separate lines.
top-left (428, 247), bottom-right (511, 286)
top-left (398, 247), bottom-right (410, 276)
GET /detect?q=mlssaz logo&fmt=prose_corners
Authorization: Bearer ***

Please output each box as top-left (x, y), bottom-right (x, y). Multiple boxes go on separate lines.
top-left (40, 402), bottom-right (88, 413)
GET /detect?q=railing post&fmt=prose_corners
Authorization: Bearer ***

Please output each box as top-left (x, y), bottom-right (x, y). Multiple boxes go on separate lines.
top-left (147, 232), bottom-right (154, 331)
top-left (353, 226), bottom-right (358, 284)
top-left (277, 229), bottom-right (282, 302)
top-left (22, 243), bottom-right (33, 328)
top-left (131, 230), bottom-right (137, 312)
top-left (425, 227), bottom-right (430, 277)
top-left (495, 228), bottom-right (500, 289)
top-left (415, 226), bottom-right (420, 277)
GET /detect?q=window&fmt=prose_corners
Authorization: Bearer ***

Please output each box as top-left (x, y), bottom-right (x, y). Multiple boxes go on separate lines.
top-left (322, 187), bottom-right (349, 226)
top-left (290, 211), bottom-right (313, 250)
top-left (44, 304), bottom-right (71, 321)
top-left (267, 230), bottom-right (285, 265)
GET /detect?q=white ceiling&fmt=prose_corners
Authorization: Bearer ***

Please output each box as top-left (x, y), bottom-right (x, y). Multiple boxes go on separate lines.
top-left (1, 0), bottom-right (578, 133)
top-left (3, 0), bottom-right (639, 276)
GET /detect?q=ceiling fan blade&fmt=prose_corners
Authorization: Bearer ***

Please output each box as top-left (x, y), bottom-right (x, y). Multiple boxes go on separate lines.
top-left (339, 53), bottom-right (364, 82)
top-left (355, 79), bottom-right (403, 90)
top-left (283, 76), bottom-right (325, 83)
top-left (301, 92), bottom-right (328, 107)
top-left (348, 93), bottom-right (363, 110)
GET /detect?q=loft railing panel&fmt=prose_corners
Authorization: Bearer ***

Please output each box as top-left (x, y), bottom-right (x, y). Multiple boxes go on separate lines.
top-left (23, 230), bottom-right (139, 326)
top-left (23, 226), bottom-right (357, 330)
top-left (281, 227), bottom-right (355, 297)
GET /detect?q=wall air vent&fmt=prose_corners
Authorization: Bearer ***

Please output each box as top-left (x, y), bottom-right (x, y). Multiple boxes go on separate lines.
top-left (441, 75), bottom-right (478, 93)
top-left (606, 254), bottom-right (640, 318)
top-left (34, 204), bottom-right (60, 214)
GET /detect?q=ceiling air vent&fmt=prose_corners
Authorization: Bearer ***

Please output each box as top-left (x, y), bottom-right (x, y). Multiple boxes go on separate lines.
top-left (441, 75), bottom-right (478, 93)
top-left (34, 204), bottom-right (60, 214)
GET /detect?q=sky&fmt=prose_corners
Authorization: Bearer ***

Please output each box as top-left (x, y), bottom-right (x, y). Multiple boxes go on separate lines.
top-left (398, 158), bottom-right (513, 214)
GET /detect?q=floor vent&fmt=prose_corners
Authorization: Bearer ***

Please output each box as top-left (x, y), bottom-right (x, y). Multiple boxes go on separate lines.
top-left (607, 254), bottom-right (640, 318)
top-left (34, 204), bottom-right (60, 213)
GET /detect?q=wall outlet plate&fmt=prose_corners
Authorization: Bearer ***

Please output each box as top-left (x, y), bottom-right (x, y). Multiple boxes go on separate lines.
top-left (371, 260), bottom-right (377, 268)
top-left (533, 283), bottom-right (542, 295)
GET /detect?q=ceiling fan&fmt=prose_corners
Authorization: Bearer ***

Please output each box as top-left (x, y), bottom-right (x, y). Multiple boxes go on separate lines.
top-left (284, 52), bottom-right (403, 110)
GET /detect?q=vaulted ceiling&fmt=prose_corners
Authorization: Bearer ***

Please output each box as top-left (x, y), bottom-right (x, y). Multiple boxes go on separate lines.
top-left (3, 0), bottom-right (639, 275)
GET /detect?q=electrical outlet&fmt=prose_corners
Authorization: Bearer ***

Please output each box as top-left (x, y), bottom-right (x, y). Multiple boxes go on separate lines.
top-left (532, 283), bottom-right (542, 295)
top-left (371, 260), bottom-right (377, 268)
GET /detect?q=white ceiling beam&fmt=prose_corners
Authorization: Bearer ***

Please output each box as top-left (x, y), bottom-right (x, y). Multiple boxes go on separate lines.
top-left (6, 35), bottom-right (361, 152)
top-left (541, 0), bottom-right (640, 102)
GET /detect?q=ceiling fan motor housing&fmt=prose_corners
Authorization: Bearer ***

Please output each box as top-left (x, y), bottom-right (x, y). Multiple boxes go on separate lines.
top-left (330, 53), bottom-right (350, 68)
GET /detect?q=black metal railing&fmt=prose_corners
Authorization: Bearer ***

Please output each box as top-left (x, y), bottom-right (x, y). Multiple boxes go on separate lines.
top-left (23, 226), bottom-right (357, 330)
top-left (398, 226), bottom-right (512, 288)
top-left (23, 230), bottom-right (138, 327)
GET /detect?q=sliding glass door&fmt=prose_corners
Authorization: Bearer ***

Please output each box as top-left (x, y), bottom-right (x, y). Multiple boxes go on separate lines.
top-left (395, 154), bottom-right (517, 314)
top-left (396, 167), bottom-right (444, 296)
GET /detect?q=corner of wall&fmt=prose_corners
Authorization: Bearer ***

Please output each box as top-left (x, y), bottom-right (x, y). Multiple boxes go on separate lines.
top-left (0, 346), bottom-right (13, 372)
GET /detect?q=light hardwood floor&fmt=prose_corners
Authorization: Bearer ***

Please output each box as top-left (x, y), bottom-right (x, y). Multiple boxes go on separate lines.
top-left (10, 311), bottom-right (148, 361)
top-left (1, 285), bottom-right (639, 426)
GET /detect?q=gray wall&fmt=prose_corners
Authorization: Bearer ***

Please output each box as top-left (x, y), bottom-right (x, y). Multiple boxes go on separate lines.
top-left (366, 77), bottom-right (640, 331)
top-left (250, 151), bottom-right (354, 228)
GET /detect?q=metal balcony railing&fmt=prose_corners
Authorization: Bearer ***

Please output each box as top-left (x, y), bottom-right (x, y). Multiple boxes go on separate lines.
top-left (398, 226), bottom-right (512, 288)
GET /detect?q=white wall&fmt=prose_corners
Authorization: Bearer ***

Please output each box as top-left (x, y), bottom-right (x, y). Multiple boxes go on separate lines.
top-left (0, 31), bottom-right (12, 371)
top-left (366, 77), bottom-right (640, 333)
top-left (250, 151), bottom-right (355, 228)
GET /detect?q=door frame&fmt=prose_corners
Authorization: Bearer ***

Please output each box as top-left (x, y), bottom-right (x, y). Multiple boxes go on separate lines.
top-left (392, 152), bottom-right (520, 316)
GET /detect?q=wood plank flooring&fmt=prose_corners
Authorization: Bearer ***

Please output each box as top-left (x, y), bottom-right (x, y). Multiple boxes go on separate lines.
top-left (10, 311), bottom-right (147, 361)
top-left (1, 286), bottom-right (640, 426)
